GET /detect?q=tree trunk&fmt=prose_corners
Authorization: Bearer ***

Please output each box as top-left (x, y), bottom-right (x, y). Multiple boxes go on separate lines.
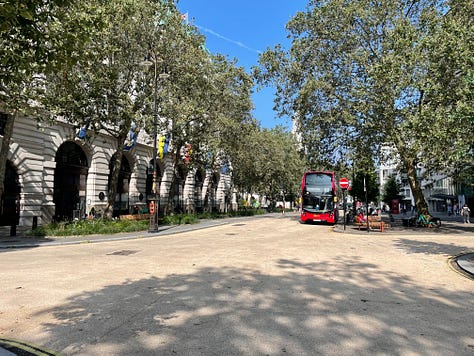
top-left (404, 159), bottom-right (429, 215)
top-left (393, 134), bottom-right (430, 216)
top-left (0, 111), bottom-right (16, 213)
top-left (104, 134), bottom-right (126, 219)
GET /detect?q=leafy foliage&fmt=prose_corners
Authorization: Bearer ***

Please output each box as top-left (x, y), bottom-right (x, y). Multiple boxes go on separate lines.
top-left (232, 125), bottom-right (306, 204)
top-left (255, 0), bottom-right (474, 215)
top-left (349, 172), bottom-right (379, 204)
top-left (26, 209), bottom-right (267, 237)
top-left (39, 0), bottom-right (254, 217)
top-left (27, 218), bottom-right (149, 237)
top-left (382, 176), bottom-right (404, 204)
top-left (0, 0), bottom-right (78, 207)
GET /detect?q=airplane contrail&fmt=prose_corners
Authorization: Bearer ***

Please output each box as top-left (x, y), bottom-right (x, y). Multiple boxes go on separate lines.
top-left (196, 24), bottom-right (262, 54)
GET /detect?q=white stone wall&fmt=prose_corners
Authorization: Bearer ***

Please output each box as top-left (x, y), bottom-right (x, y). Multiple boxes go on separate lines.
top-left (4, 116), bottom-right (235, 227)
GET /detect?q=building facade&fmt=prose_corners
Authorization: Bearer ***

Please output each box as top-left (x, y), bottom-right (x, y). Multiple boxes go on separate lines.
top-left (1, 114), bottom-right (236, 229)
top-left (377, 147), bottom-right (472, 214)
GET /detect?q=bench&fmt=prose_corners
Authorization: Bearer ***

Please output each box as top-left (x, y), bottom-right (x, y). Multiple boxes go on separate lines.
top-left (354, 215), bottom-right (391, 232)
top-left (368, 215), bottom-right (391, 232)
top-left (119, 213), bottom-right (151, 221)
top-left (354, 215), bottom-right (366, 229)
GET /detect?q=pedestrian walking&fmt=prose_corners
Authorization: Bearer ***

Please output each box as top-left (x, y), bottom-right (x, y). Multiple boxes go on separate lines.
top-left (461, 204), bottom-right (470, 223)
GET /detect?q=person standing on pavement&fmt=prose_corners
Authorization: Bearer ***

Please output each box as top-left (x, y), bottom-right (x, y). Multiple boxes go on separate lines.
top-left (461, 204), bottom-right (470, 223)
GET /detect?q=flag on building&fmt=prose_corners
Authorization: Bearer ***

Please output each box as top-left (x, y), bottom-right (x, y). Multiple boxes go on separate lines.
top-left (220, 164), bottom-right (229, 174)
top-left (123, 123), bottom-right (139, 151)
top-left (158, 134), bottom-right (170, 159)
top-left (180, 142), bottom-right (192, 164)
top-left (181, 12), bottom-right (188, 24)
top-left (76, 122), bottom-right (89, 140)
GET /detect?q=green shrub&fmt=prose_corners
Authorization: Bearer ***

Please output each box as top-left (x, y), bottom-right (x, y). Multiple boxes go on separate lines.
top-left (26, 218), bottom-right (149, 237)
top-left (26, 209), bottom-right (268, 237)
top-left (163, 213), bottom-right (199, 225)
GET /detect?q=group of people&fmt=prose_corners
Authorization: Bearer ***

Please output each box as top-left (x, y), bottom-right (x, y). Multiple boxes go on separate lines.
top-left (448, 203), bottom-right (465, 216)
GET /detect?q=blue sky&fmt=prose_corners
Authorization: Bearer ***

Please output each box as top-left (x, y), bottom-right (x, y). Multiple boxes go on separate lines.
top-left (176, 0), bottom-right (308, 129)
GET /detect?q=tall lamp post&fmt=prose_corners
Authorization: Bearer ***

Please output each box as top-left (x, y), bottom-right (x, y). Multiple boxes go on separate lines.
top-left (142, 53), bottom-right (169, 233)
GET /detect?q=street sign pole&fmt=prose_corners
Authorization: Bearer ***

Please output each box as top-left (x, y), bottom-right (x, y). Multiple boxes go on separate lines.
top-left (364, 176), bottom-right (369, 233)
top-left (339, 178), bottom-right (350, 231)
top-left (343, 189), bottom-right (346, 231)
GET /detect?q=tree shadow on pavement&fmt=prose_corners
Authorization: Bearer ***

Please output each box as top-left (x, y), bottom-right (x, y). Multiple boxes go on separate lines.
top-left (32, 256), bottom-right (474, 355)
top-left (394, 238), bottom-right (474, 257)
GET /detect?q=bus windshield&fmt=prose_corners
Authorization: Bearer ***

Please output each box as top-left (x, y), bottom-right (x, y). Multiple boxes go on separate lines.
top-left (304, 173), bottom-right (333, 195)
top-left (302, 195), bottom-right (334, 212)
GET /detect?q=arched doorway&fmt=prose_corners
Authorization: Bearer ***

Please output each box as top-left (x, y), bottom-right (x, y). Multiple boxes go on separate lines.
top-left (205, 173), bottom-right (219, 213)
top-left (54, 141), bottom-right (88, 221)
top-left (194, 169), bottom-right (204, 213)
top-left (172, 165), bottom-right (186, 213)
top-left (1, 161), bottom-right (20, 226)
top-left (109, 154), bottom-right (132, 217)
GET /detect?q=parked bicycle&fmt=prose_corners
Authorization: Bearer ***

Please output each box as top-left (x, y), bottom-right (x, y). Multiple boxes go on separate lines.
top-left (414, 213), bottom-right (441, 228)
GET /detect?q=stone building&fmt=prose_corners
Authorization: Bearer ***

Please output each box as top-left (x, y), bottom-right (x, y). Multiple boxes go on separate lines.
top-left (1, 114), bottom-right (235, 229)
top-left (377, 146), bottom-right (472, 214)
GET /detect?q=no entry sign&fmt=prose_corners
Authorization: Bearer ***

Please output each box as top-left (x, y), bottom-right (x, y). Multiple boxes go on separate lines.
top-left (339, 177), bottom-right (349, 190)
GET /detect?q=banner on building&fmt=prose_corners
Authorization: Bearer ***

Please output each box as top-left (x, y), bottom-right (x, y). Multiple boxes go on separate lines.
top-left (123, 123), bottom-right (140, 151)
top-left (158, 134), bottom-right (170, 159)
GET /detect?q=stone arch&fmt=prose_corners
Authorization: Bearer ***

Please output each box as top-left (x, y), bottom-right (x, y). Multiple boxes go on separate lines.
top-left (7, 142), bottom-right (27, 191)
top-left (5, 142), bottom-right (36, 226)
top-left (108, 153), bottom-right (132, 217)
top-left (205, 172), bottom-right (220, 212)
top-left (171, 164), bottom-right (187, 213)
top-left (194, 168), bottom-right (205, 213)
top-left (54, 141), bottom-right (89, 221)
top-left (72, 137), bottom-right (94, 169)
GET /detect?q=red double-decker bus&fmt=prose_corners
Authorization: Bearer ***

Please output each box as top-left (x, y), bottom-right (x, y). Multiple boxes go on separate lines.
top-left (300, 170), bottom-right (338, 224)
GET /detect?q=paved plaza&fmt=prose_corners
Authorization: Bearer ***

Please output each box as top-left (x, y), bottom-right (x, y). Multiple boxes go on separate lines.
top-left (1, 213), bottom-right (473, 355)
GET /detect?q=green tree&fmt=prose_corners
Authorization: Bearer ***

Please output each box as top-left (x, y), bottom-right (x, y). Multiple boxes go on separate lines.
top-left (0, 0), bottom-right (79, 211)
top-left (165, 53), bottom-right (254, 173)
top-left (349, 172), bottom-right (379, 207)
top-left (203, 55), bottom-right (255, 165)
top-left (44, 0), bottom-right (211, 218)
top-left (255, 0), bottom-right (474, 216)
top-left (151, 37), bottom-right (254, 212)
top-left (382, 176), bottom-right (403, 205)
top-left (232, 125), bottom-right (306, 208)
top-left (8, 0), bottom-right (254, 220)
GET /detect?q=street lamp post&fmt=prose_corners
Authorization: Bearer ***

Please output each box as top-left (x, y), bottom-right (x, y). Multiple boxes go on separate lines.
top-left (142, 53), bottom-right (168, 233)
top-left (149, 59), bottom-right (159, 232)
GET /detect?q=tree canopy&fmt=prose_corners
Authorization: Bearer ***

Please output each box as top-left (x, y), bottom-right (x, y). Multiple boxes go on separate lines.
top-left (255, 0), bottom-right (474, 215)
top-left (0, 0), bottom-right (77, 206)
top-left (1, 0), bottom-right (256, 219)
top-left (382, 176), bottom-right (404, 205)
top-left (232, 125), bottom-right (306, 206)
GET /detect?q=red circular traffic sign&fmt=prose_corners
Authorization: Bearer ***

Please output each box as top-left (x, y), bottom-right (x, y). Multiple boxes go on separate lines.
top-left (339, 177), bottom-right (349, 190)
